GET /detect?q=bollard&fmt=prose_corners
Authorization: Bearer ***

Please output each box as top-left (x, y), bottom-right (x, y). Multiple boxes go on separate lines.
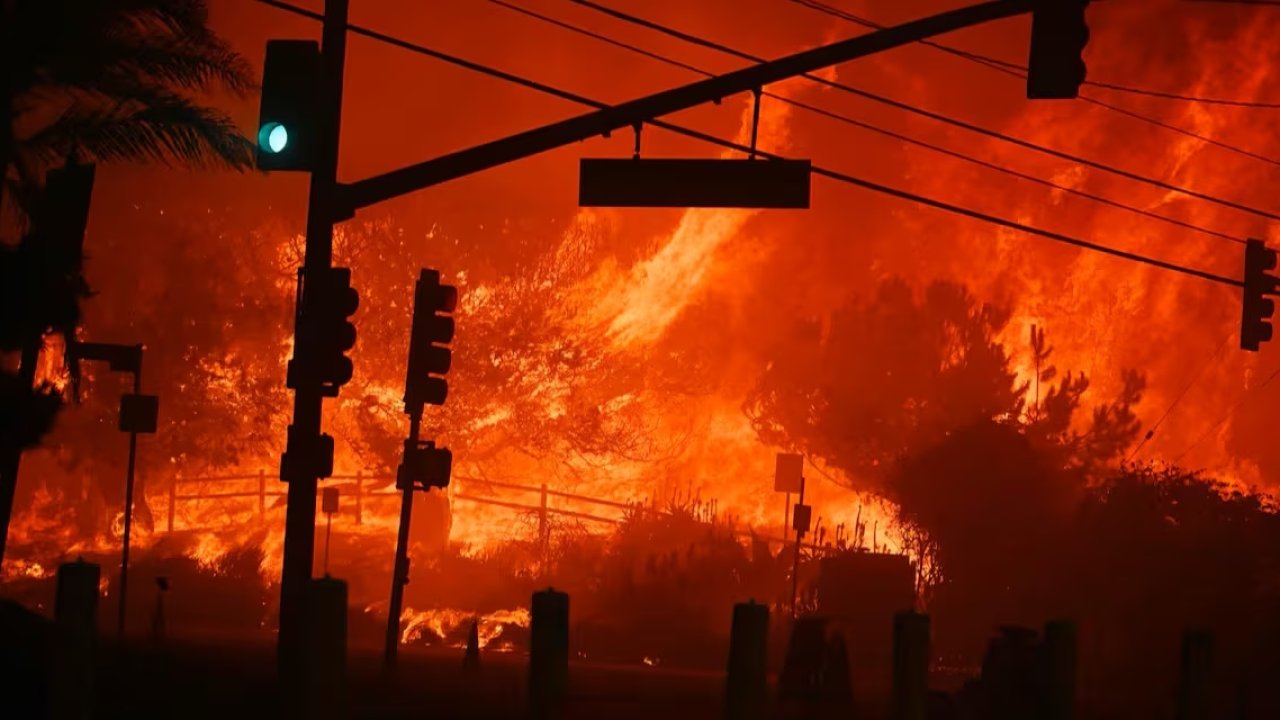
top-left (530, 587), bottom-right (569, 719)
top-left (819, 632), bottom-right (855, 714)
top-left (779, 616), bottom-right (828, 705)
top-left (304, 577), bottom-right (348, 720)
top-left (1176, 630), bottom-right (1213, 720)
top-left (464, 618), bottom-right (481, 671)
top-left (151, 576), bottom-right (169, 644)
top-left (982, 626), bottom-right (1039, 720)
top-left (1040, 620), bottom-right (1077, 720)
top-left (890, 611), bottom-right (929, 720)
top-left (52, 559), bottom-right (99, 720)
top-left (724, 600), bottom-right (769, 720)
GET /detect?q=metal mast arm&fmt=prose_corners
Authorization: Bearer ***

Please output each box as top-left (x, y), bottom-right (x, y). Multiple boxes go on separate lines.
top-left (339, 0), bottom-right (1031, 211)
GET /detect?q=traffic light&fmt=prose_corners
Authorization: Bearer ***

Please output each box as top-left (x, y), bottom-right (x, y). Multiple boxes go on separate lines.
top-left (1241, 238), bottom-right (1278, 351)
top-left (1027, 0), bottom-right (1090, 99)
top-left (257, 39), bottom-right (321, 171)
top-left (396, 441), bottom-right (453, 491)
top-left (288, 267), bottom-right (359, 396)
top-left (403, 269), bottom-right (458, 414)
top-left (281, 425), bottom-right (336, 481)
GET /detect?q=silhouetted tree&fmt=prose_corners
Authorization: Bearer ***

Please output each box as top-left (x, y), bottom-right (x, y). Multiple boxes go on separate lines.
top-left (745, 278), bottom-right (1027, 494)
top-left (745, 278), bottom-right (1150, 649)
top-left (1070, 464), bottom-right (1280, 714)
top-left (0, 0), bottom-right (254, 560)
top-left (1, 0), bottom-right (254, 217)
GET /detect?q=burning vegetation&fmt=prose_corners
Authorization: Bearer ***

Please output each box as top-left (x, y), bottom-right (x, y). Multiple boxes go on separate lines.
top-left (6, 1), bottom-right (1280, 714)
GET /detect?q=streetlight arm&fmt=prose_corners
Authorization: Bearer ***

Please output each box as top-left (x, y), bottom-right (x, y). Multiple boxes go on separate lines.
top-left (70, 341), bottom-right (142, 375)
top-left (339, 0), bottom-right (1031, 212)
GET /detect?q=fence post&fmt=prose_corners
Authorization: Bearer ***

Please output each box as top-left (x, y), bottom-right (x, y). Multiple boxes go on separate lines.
top-left (355, 471), bottom-right (363, 525)
top-left (258, 469), bottom-right (266, 518)
top-left (167, 474), bottom-right (177, 533)
top-left (539, 483), bottom-right (549, 553)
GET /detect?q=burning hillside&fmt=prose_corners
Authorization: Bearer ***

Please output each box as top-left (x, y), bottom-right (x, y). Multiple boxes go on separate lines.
top-left (5, 2), bottom-right (1280, 689)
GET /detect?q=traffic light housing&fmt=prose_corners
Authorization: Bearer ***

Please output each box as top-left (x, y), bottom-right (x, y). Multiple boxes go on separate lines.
top-left (281, 425), bottom-right (335, 481)
top-left (257, 39), bottom-right (321, 171)
top-left (396, 441), bottom-right (453, 491)
top-left (1027, 0), bottom-right (1090, 99)
top-left (288, 267), bottom-right (359, 396)
top-left (404, 269), bottom-right (457, 414)
top-left (1241, 238), bottom-right (1278, 351)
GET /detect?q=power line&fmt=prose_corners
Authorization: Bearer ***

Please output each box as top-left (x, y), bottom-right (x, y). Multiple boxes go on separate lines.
top-left (255, 0), bottom-right (586, 99)
top-left (792, 0), bottom-right (1280, 109)
top-left (1182, 0), bottom-right (1280, 6)
top-left (791, 0), bottom-right (1280, 166)
top-left (569, 0), bottom-right (1280, 221)
top-left (258, 0), bottom-right (1242, 289)
top-left (491, 0), bottom-right (1242, 245)
top-left (1084, 79), bottom-right (1280, 109)
top-left (1126, 329), bottom-right (1232, 462)
top-left (1173, 361), bottom-right (1280, 463)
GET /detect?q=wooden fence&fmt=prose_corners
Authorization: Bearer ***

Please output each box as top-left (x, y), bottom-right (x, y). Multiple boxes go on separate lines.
top-left (163, 471), bottom-right (822, 551)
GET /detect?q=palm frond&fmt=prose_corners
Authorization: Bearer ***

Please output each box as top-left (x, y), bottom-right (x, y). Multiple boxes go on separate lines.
top-left (21, 92), bottom-right (254, 171)
top-left (7, 0), bottom-right (252, 98)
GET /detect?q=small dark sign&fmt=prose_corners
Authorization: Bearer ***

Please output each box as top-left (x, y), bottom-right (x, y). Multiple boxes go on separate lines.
top-left (321, 487), bottom-right (339, 515)
top-left (118, 394), bottom-right (159, 434)
top-left (792, 504), bottom-right (812, 535)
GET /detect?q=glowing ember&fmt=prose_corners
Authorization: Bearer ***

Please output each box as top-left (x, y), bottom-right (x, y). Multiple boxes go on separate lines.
top-left (395, 606), bottom-right (531, 650)
top-left (1, 558), bottom-right (48, 581)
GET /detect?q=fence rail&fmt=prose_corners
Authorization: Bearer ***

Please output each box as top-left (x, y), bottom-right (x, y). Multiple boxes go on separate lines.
top-left (162, 470), bottom-right (824, 551)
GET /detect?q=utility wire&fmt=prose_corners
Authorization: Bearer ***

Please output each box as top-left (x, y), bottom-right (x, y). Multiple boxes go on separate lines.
top-left (1182, 0), bottom-right (1280, 6)
top-left (791, 0), bottom-right (1280, 167)
top-left (792, 0), bottom-right (1280, 109)
top-left (258, 0), bottom-right (1243, 289)
top-left (1126, 329), bottom-right (1233, 462)
top-left (492, 0), bottom-right (1242, 245)
top-left (570, 0), bottom-right (1280, 220)
top-left (1173, 361), bottom-right (1280, 463)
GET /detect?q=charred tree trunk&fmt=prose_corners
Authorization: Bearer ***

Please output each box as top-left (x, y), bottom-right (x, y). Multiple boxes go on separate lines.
top-left (0, 340), bottom-right (40, 563)
top-left (0, 0), bottom-right (21, 565)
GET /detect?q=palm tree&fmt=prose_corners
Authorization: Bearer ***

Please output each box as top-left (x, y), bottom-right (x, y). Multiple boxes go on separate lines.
top-left (2, 0), bottom-right (256, 214)
top-left (0, 0), bottom-right (258, 561)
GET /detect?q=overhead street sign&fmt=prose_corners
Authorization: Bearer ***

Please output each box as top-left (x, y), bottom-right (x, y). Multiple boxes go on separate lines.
top-left (579, 158), bottom-right (811, 209)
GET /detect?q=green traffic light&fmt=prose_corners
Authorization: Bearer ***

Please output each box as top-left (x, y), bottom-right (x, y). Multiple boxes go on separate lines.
top-left (258, 122), bottom-right (289, 154)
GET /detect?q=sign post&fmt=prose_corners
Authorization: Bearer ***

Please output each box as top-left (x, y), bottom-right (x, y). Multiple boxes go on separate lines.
top-left (321, 487), bottom-right (339, 576)
top-left (775, 453), bottom-right (803, 535)
top-left (790, 475), bottom-right (809, 619)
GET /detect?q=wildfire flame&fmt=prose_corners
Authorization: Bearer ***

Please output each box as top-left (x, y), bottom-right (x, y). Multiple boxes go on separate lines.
top-left (394, 606), bottom-right (531, 651)
top-left (4, 1), bottom-right (1278, 646)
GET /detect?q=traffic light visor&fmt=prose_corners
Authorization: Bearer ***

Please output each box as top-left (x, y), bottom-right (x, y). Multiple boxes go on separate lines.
top-left (259, 122), bottom-right (289, 154)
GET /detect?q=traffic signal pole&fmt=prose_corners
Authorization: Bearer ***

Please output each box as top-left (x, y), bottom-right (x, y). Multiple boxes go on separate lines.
top-left (277, 0), bottom-right (348, 705)
top-left (118, 359), bottom-right (142, 638)
top-left (383, 410), bottom-right (421, 667)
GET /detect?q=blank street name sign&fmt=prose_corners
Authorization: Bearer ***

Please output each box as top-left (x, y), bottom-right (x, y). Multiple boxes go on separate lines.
top-left (578, 158), bottom-right (811, 209)
top-left (775, 453), bottom-right (803, 493)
